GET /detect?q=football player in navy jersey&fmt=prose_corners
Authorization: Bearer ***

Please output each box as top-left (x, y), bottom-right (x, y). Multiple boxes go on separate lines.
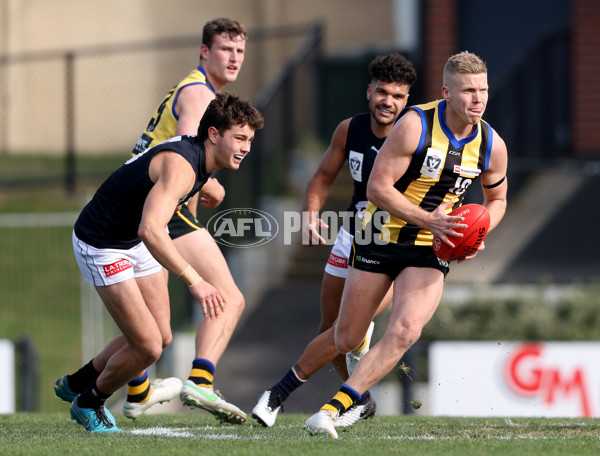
top-left (54, 93), bottom-right (263, 433)
top-left (252, 53), bottom-right (417, 428)
top-left (305, 51), bottom-right (508, 439)
top-left (124, 18), bottom-right (251, 422)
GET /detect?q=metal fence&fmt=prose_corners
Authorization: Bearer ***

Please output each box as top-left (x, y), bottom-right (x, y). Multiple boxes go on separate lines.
top-left (0, 22), bottom-right (323, 201)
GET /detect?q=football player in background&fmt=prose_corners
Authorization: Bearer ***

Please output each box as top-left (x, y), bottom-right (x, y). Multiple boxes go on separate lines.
top-left (252, 52), bottom-right (417, 428)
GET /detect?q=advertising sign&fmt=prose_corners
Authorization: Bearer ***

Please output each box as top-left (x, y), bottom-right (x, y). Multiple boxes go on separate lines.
top-left (429, 341), bottom-right (600, 417)
top-left (0, 340), bottom-right (15, 413)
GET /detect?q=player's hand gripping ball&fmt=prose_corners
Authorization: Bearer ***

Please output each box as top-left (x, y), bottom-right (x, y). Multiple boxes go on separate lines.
top-left (432, 204), bottom-right (490, 262)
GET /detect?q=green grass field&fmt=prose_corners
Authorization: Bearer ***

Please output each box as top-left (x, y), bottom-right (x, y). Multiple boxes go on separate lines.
top-left (1, 413), bottom-right (599, 455)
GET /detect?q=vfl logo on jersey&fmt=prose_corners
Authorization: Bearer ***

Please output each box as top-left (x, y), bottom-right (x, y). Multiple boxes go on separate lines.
top-left (103, 259), bottom-right (132, 277)
top-left (349, 150), bottom-right (364, 182)
top-left (421, 148), bottom-right (445, 179)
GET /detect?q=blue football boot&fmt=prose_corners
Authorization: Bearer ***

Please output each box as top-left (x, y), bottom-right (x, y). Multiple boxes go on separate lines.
top-left (70, 399), bottom-right (123, 434)
top-left (54, 375), bottom-right (77, 403)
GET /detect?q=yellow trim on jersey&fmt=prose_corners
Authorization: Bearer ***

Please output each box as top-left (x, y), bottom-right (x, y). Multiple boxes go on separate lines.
top-left (175, 210), bottom-right (201, 230)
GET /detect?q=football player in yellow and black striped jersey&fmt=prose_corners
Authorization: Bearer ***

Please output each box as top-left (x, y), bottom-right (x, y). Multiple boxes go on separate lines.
top-left (305, 51), bottom-right (509, 438)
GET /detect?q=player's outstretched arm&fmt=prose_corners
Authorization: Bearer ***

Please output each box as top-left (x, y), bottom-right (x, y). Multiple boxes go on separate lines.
top-left (302, 119), bottom-right (350, 245)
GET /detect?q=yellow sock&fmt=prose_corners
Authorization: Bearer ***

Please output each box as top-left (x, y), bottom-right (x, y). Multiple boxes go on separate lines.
top-left (127, 376), bottom-right (151, 403)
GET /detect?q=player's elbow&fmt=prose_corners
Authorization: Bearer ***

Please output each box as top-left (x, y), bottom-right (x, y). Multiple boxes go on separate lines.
top-left (137, 223), bottom-right (161, 246)
top-left (484, 196), bottom-right (508, 231)
top-left (366, 180), bottom-right (385, 207)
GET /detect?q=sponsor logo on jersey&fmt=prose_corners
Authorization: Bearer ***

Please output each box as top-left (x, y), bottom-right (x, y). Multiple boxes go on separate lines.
top-left (453, 165), bottom-right (481, 177)
top-left (103, 259), bottom-right (133, 277)
top-left (355, 255), bottom-right (380, 265)
top-left (131, 133), bottom-right (153, 156)
top-left (327, 253), bottom-right (348, 268)
top-left (348, 150), bottom-right (364, 182)
top-left (421, 148), bottom-right (445, 179)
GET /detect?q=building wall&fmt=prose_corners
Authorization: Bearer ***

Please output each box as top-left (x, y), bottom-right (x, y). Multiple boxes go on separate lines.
top-left (0, 0), bottom-right (396, 55)
top-left (572, 0), bottom-right (600, 157)
top-left (422, 0), bottom-right (600, 159)
top-left (0, 0), bottom-right (401, 155)
top-left (1, 0), bottom-right (598, 157)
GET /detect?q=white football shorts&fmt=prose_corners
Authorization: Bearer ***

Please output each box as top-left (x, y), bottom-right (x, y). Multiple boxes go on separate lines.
top-left (324, 226), bottom-right (354, 279)
top-left (72, 231), bottom-right (163, 286)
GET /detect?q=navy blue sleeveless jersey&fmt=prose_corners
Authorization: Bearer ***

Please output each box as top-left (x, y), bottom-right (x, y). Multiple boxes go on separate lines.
top-left (75, 135), bottom-right (211, 249)
top-left (344, 112), bottom-right (386, 233)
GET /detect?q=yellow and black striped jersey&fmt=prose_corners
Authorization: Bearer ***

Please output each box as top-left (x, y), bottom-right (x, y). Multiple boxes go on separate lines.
top-left (363, 99), bottom-right (493, 246)
top-left (131, 66), bottom-right (215, 155)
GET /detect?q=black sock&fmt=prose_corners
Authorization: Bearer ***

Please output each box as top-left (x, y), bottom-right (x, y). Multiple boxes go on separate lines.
top-left (356, 389), bottom-right (371, 405)
top-left (67, 359), bottom-right (100, 394)
top-left (77, 381), bottom-right (111, 410)
top-left (270, 367), bottom-right (305, 403)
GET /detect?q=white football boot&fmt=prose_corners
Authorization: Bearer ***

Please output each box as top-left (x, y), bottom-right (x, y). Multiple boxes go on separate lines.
top-left (122, 377), bottom-right (183, 419)
top-left (180, 380), bottom-right (246, 424)
top-left (304, 409), bottom-right (339, 439)
top-left (252, 390), bottom-right (283, 427)
top-left (334, 393), bottom-right (377, 427)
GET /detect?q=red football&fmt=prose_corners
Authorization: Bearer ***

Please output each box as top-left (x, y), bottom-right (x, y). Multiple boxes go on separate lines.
top-left (432, 204), bottom-right (490, 262)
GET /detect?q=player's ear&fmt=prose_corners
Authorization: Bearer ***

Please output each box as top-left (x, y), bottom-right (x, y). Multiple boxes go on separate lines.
top-left (441, 85), bottom-right (450, 100)
top-left (207, 126), bottom-right (220, 144)
top-left (200, 43), bottom-right (209, 61)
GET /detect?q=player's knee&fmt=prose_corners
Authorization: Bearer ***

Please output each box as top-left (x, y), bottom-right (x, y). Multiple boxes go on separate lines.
top-left (235, 292), bottom-right (245, 315)
top-left (161, 330), bottom-right (173, 349)
top-left (334, 332), bottom-right (363, 354)
top-left (137, 342), bottom-right (163, 367)
top-left (389, 325), bottom-right (422, 352)
top-left (226, 290), bottom-right (245, 317)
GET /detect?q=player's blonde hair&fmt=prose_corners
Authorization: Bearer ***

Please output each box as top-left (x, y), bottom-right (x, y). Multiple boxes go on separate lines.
top-left (443, 51), bottom-right (487, 86)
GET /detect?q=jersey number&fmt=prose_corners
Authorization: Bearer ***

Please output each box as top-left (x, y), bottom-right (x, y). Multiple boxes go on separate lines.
top-left (450, 176), bottom-right (473, 195)
top-left (146, 87), bottom-right (176, 132)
